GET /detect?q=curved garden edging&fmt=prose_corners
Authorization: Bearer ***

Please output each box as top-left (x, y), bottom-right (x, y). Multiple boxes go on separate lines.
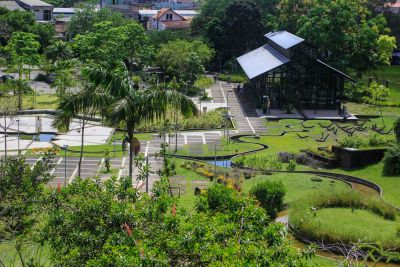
top-left (228, 134), bottom-right (400, 211)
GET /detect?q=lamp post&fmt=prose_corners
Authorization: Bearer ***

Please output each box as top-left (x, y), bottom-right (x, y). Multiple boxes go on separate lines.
top-left (63, 144), bottom-right (68, 187)
top-left (16, 118), bottom-right (20, 155)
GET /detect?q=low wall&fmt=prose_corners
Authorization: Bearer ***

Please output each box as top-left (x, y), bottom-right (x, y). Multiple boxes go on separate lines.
top-left (332, 146), bottom-right (387, 169)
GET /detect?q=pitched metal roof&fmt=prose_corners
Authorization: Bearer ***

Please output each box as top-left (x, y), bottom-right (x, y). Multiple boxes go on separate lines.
top-left (18, 0), bottom-right (53, 7)
top-left (316, 59), bottom-right (356, 82)
top-left (236, 44), bottom-right (289, 79)
top-left (265, 31), bottom-right (304, 49)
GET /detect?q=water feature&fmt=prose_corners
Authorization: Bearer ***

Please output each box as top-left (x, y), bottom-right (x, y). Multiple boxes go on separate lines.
top-left (33, 133), bottom-right (56, 142)
top-left (206, 160), bottom-right (232, 168)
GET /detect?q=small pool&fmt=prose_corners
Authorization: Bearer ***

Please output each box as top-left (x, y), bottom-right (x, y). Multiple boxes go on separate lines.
top-left (206, 160), bottom-right (232, 168)
top-left (33, 133), bottom-right (56, 142)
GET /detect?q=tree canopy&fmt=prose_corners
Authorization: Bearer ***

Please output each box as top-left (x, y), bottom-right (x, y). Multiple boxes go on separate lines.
top-left (73, 21), bottom-right (153, 69)
top-left (156, 39), bottom-right (214, 82)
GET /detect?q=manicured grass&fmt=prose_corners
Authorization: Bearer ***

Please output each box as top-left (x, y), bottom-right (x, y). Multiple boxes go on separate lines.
top-left (171, 158), bottom-right (209, 211)
top-left (333, 163), bottom-right (400, 208)
top-left (295, 207), bottom-right (400, 249)
top-left (174, 139), bottom-right (262, 157)
top-left (22, 94), bottom-right (59, 110)
top-left (242, 173), bottom-right (350, 203)
top-left (360, 65), bottom-right (400, 105)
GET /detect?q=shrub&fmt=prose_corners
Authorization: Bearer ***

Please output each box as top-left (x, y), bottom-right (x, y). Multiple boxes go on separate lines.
top-left (201, 183), bottom-right (242, 212)
top-left (218, 73), bottom-right (247, 83)
top-left (368, 134), bottom-right (390, 147)
top-left (287, 160), bottom-right (296, 172)
top-left (382, 146), bottom-right (400, 176)
top-left (339, 136), bottom-right (364, 149)
top-left (250, 180), bottom-right (286, 219)
top-left (278, 152), bottom-right (295, 163)
top-left (296, 153), bottom-right (321, 169)
top-left (397, 225), bottom-right (400, 238)
top-left (394, 118), bottom-right (400, 144)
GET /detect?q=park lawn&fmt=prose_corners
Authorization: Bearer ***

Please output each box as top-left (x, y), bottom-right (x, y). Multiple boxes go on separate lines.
top-left (174, 139), bottom-right (263, 157)
top-left (345, 101), bottom-right (400, 117)
top-left (22, 94), bottom-right (59, 110)
top-left (334, 163), bottom-right (400, 208)
top-left (301, 208), bottom-right (400, 249)
top-left (242, 173), bottom-right (350, 203)
top-left (172, 158), bottom-right (209, 211)
top-left (360, 65), bottom-right (400, 104)
top-left (113, 131), bottom-right (153, 141)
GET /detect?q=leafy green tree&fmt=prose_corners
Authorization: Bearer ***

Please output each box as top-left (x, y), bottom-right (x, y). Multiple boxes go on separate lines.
top-left (156, 39), bottom-right (213, 82)
top-left (0, 153), bottom-right (55, 265)
top-left (74, 21), bottom-right (152, 69)
top-left (28, 23), bottom-right (55, 52)
top-left (51, 62), bottom-right (76, 98)
top-left (4, 32), bottom-right (41, 109)
top-left (376, 35), bottom-right (397, 65)
top-left (278, 0), bottom-right (391, 72)
top-left (45, 40), bottom-right (73, 63)
top-left (53, 85), bottom-right (107, 177)
top-left (44, 176), bottom-right (312, 265)
top-left (383, 146), bottom-right (400, 176)
top-left (0, 10), bottom-right (35, 41)
top-left (217, 0), bottom-right (266, 61)
top-left (84, 64), bottom-right (197, 178)
top-left (68, 6), bottom-right (126, 38)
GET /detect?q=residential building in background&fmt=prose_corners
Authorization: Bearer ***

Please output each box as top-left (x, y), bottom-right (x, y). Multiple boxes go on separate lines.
top-left (15, 0), bottom-right (53, 21)
top-left (146, 8), bottom-right (192, 30)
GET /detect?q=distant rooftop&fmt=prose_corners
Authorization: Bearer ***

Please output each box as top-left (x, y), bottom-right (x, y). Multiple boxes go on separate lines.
top-left (139, 9), bottom-right (197, 16)
top-left (0, 0), bottom-right (24, 10)
top-left (17, 0), bottom-right (53, 7)
top-left (265, 31), bottom-right (304, 50)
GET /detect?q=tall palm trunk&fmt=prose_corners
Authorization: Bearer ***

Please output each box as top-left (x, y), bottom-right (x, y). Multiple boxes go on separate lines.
top-left (127, 123), bottom-right (134, 179)
top-left (78, 119), bottom-right (85, 177)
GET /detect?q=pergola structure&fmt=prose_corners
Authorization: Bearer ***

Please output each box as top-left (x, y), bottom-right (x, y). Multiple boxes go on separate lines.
top-left (237, 31), bottom-right (356, 110)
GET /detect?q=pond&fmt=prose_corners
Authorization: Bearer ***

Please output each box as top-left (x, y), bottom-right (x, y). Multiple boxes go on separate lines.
top-left (205, 160), bottom-right (232, 168)
top-left (33, 133), bottom-right (56, 142)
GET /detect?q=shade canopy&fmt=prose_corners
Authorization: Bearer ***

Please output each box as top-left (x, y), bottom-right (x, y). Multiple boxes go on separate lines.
top-left (236, 44), bottom-right (289, 79)
top-left (265, 31), bottom-right (304, 50)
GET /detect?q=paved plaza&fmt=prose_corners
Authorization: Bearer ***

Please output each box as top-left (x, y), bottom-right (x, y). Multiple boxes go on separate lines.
top-left (1, 80), bottom-right (272, 192)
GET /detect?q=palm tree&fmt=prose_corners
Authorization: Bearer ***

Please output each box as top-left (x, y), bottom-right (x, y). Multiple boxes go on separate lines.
top-left (53, 87), bottom-right (109, 177)
top-left (84, 64), bottom-right (197, 179)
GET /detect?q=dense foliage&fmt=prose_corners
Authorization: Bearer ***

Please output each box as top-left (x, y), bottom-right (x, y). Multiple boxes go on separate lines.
top-left (383, 146), bottom-right (400, 176)
top-left (0, 152), bottom-right (54, 241)
top-left (250, 180), bottom-right (286, 219)
top-left (156, 39), bottom-right (214, 82)
top-left (44, 176), bottom-right (312, 265)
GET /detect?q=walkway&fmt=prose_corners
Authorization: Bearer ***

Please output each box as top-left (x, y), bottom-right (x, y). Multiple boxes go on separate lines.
top-left (211, 81), bottom-right (267, 134)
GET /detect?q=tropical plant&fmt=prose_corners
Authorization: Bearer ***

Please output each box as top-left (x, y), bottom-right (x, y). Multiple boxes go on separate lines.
top-left (363, 82), bottom-right (389, 126)
top-left (4, 32), bottom-right (41, 109)
top-left (382, 146), bottom-right (400, 176)
top-left (250, 180), bottom-right (286, 219)
top-left (83, 64), bottom-right (197, 178)
top-left (52, 85), bottom-right (108, 177)
top-left (339, 136), bottom-right (364, 149)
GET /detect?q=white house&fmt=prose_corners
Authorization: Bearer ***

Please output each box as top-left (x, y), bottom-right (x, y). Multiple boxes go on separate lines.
top-left (148, 8), bottom-right (192, 31)
top-left (15, 0), bottom-right (53, 21)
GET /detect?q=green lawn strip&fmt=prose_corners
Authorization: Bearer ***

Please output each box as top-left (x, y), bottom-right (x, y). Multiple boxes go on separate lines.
top-left (171, 158), bottom-right (209, 211)
top-left (242, 173), bottom-right (350, 203)
top-left (22, 94), bottom-right (59, 110)
top-left (333, 163), bottom-right (400, 208)
top-left (173, 138), bottom-right (262, 157)
top-left (112, 131), bottom-right (153, 141)
top-left (359, 65), bottom-right (400, 104)
top-left (294, 207), bottom-right (400, 249)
